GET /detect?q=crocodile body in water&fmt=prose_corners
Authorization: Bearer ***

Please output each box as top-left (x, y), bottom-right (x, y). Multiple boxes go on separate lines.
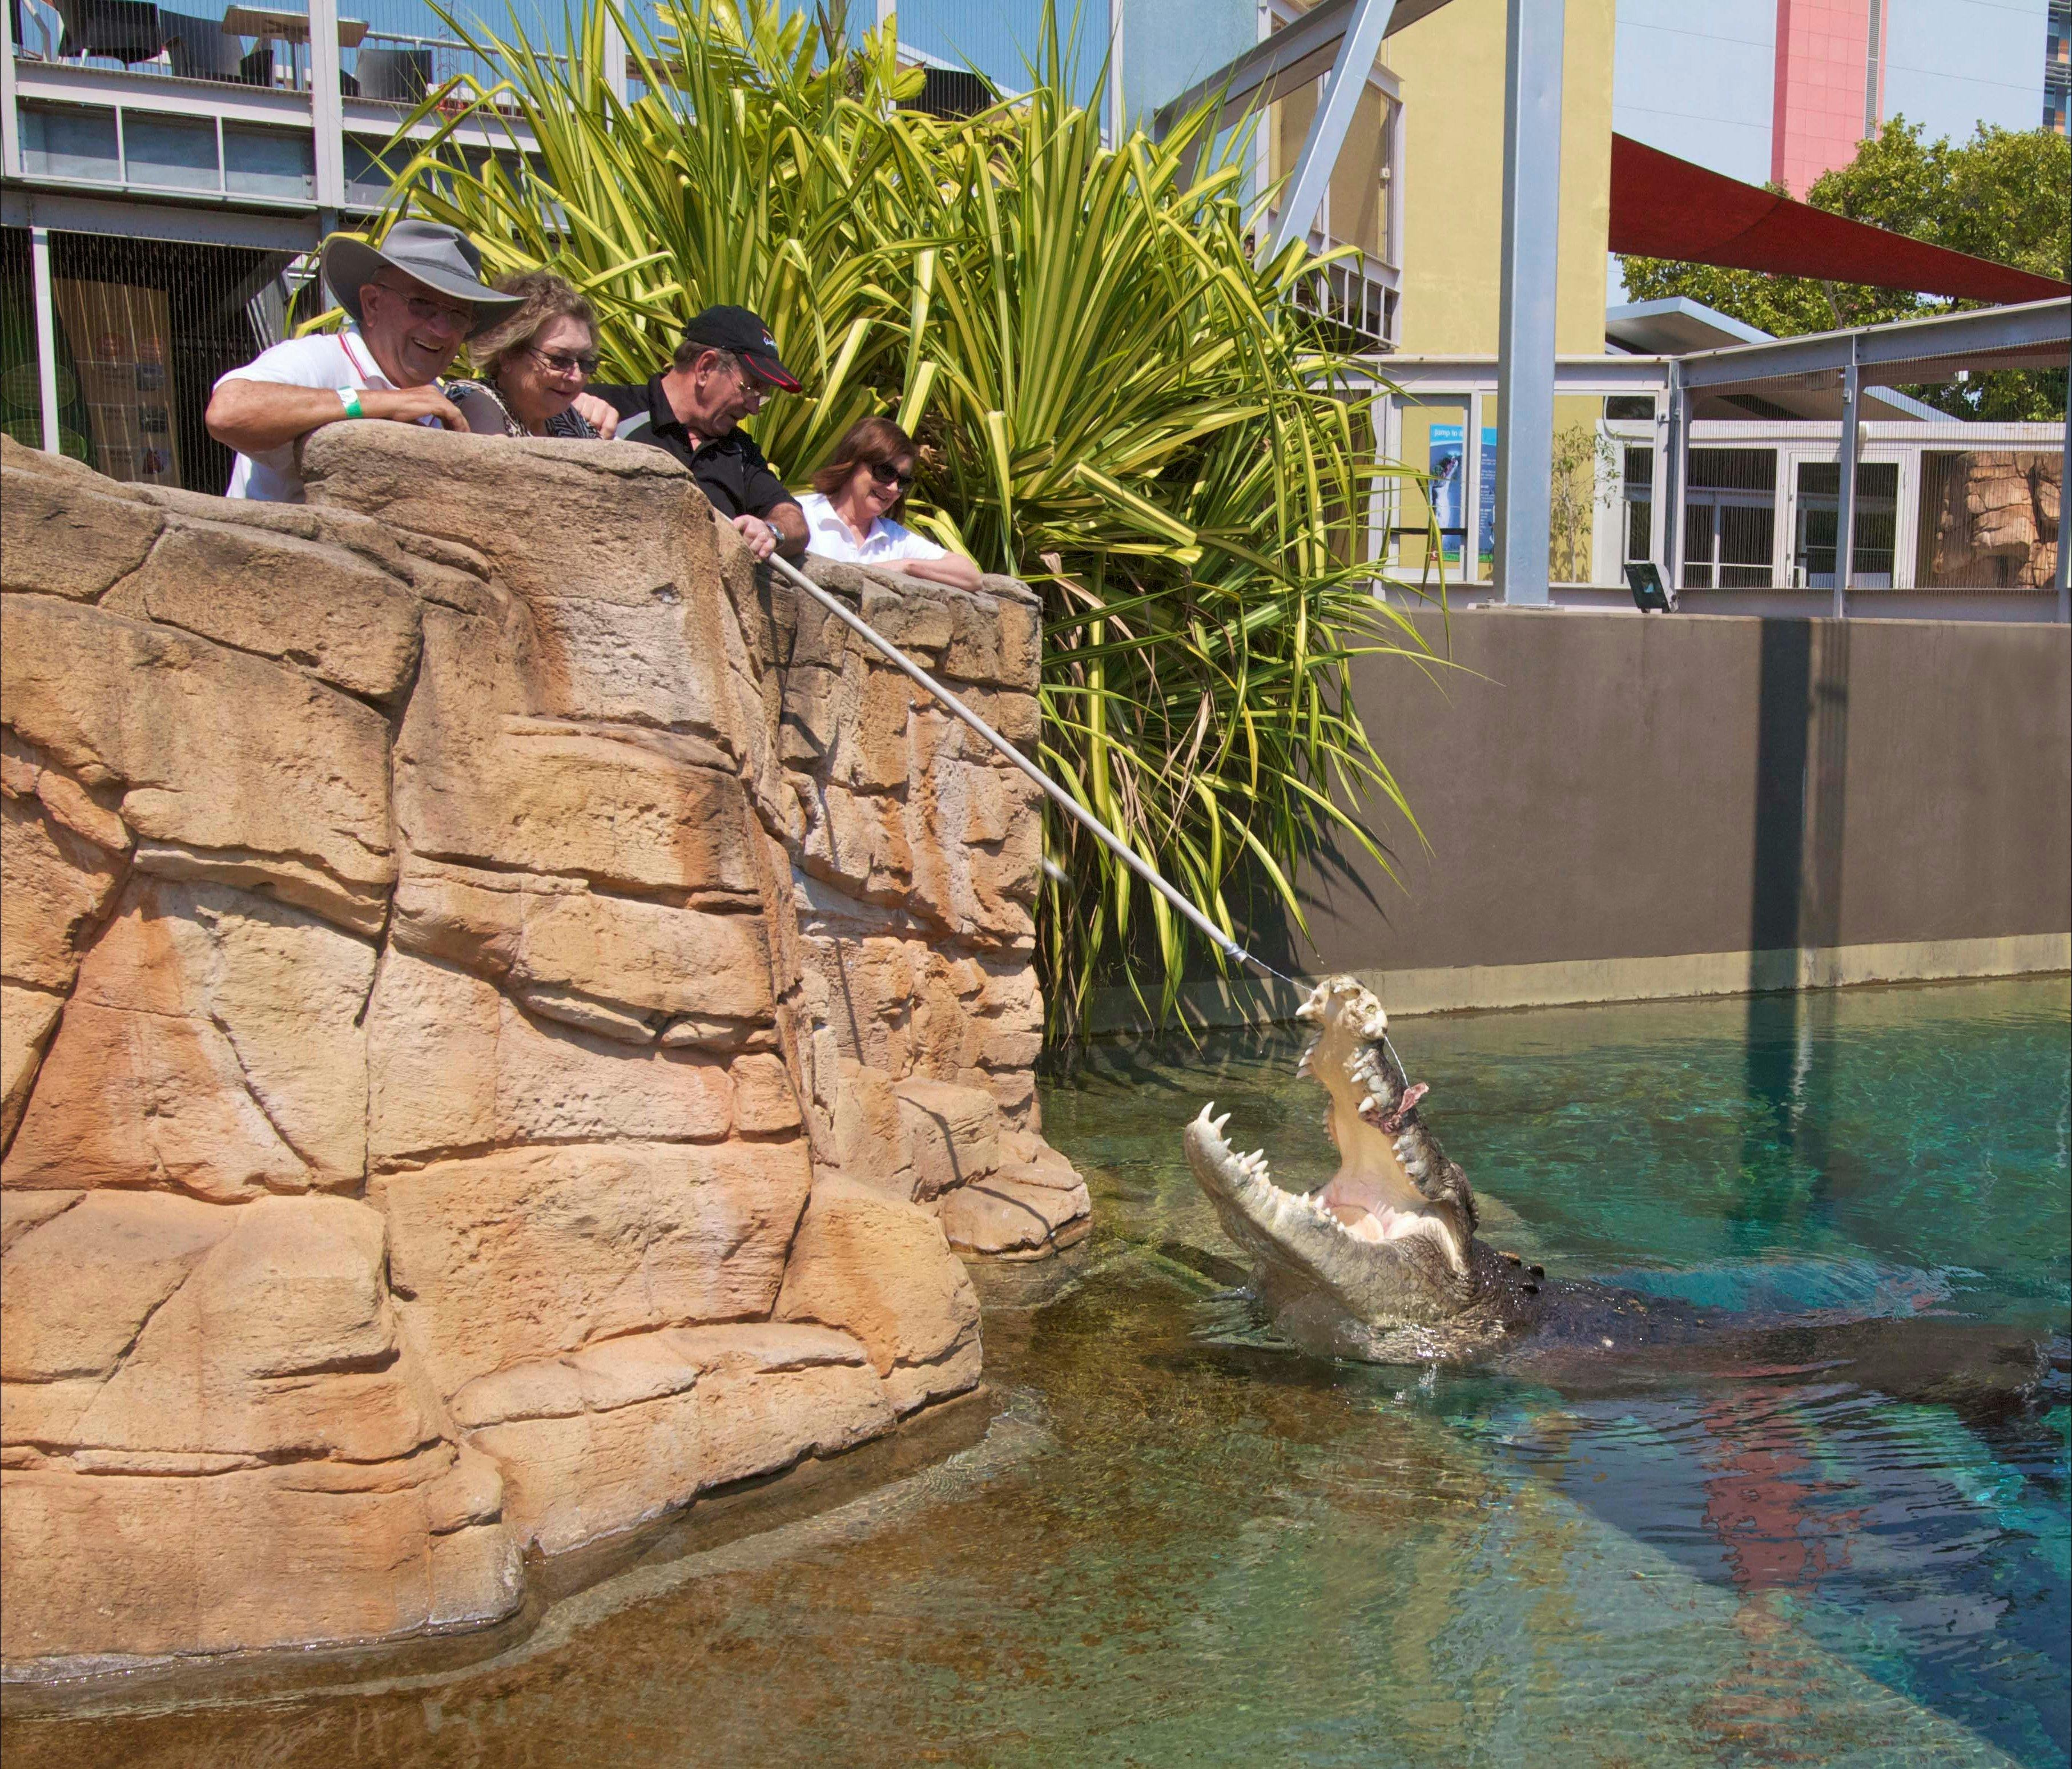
top-left (1182, 976), bottom-right (2053, 1398)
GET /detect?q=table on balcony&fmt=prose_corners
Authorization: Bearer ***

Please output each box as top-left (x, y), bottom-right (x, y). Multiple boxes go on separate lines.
top-left (218, 2), bottom-right (364, 90)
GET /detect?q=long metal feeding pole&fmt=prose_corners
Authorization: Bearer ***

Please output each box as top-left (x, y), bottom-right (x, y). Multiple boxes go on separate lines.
top-left (767, 552), bottom-right (1294, 989)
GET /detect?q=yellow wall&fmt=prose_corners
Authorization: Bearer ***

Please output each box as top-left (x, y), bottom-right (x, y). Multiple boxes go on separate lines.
top-left (1385, 0), bottom-right (1614, 355)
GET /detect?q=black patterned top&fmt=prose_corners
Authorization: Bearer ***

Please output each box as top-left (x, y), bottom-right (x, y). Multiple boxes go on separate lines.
top-left (446, 377), bottom-right (598, 440)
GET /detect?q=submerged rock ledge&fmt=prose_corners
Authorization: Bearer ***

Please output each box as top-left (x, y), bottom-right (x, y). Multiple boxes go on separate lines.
top-left (0, 428), bottom-right (1087, 1673)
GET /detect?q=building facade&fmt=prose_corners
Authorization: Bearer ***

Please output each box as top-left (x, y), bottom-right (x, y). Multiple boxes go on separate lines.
top-left (1614, 0), bottom-right (2055, 199)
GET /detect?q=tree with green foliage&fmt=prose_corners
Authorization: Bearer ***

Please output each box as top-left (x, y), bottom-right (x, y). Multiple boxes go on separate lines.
top-left (1620, 118), bottom-right (2070, 420)
top-left (381, 0), bottom-right (1431, 1042)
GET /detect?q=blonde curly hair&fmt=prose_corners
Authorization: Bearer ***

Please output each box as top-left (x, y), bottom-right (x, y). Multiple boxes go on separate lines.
top-left (467, 271), bottom-right (596, 379)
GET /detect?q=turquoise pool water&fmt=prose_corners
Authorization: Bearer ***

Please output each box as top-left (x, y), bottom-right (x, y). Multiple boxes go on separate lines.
top-left (7, 977), bottom-right (2067, 1767)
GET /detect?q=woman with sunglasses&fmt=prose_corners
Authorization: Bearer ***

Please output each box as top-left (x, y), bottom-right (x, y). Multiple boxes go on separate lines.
top-left (447, 271), bottom-right (616, 441)
top-left (797, 416), bottom-right (980, 590)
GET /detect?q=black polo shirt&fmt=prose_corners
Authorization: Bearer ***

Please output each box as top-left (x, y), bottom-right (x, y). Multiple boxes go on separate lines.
top-left (588, 375), bottom-right (800, 523)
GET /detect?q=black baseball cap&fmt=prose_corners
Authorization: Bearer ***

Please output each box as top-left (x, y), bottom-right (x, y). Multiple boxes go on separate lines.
top-left (681, 305), bottom-right (800, 393)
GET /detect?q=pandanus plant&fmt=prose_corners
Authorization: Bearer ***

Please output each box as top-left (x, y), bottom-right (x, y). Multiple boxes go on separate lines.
top-left (380, 0), bottom-right (1433, 1043)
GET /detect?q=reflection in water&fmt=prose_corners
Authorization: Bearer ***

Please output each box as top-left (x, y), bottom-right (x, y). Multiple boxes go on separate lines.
top-left (1733, 988), bottom-right (1838, 1255)
top-left (4, 979), bottom-right (2065, 1769)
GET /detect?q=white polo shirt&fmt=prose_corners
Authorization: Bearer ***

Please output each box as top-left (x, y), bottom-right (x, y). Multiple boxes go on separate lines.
top-left (214, 325), bottom-right (430, 502)
top-left (797, 490), bottom-right (948, 566)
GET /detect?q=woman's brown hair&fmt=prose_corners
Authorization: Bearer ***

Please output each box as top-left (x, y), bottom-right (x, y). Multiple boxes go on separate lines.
top-left (468, 271), bottom-right (597, 380)
top-left (812, 415), bottom-right (918, 511)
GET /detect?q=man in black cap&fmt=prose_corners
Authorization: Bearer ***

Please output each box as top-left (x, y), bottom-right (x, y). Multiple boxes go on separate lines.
top-left (207, 220), bottom-right (531, 502)
top-left (578, 305), bottom-right (806, 562)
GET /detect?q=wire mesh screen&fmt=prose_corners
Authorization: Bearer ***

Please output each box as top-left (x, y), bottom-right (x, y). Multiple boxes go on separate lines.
top-left (1661, 356), bottom-right (2065, 607)
top-left (11, 0), bottom-right (576, 98)
top-left (1, 224), bottom-right (289, 494)
top-left (1913, 449), bottom-right (2062, 589)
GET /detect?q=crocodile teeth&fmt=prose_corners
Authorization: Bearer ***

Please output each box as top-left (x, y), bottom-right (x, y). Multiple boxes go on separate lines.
top-left (1295, 1036), bottom-right (1319, 1078)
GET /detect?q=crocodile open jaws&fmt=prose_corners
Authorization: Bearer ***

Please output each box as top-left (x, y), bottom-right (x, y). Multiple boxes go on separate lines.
top-left (1181, 976), bottom-right (2059, 1406)
top-left (1184, 976), bottom-right (1594, 1363)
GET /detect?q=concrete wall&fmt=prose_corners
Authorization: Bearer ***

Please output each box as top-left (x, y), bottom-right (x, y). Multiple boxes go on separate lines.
top-left (1209, 609), bottom-right (2070, 1020)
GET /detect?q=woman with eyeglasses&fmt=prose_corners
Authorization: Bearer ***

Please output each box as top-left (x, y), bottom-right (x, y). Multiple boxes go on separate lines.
top-left (447, 271), bottom-right (617, 441)
top-left (796, 416), bottom-right (980, 590)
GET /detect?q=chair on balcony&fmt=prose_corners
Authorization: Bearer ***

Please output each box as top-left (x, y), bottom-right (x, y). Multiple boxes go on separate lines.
top-left (353, 45), bottom-right (432, 102)
top-left (49, 0), bottom-right (166, 63)
top-left (162, 7), bottom-right (272, 82)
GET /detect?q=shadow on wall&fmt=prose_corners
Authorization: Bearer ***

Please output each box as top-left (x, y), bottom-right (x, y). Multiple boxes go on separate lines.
top-left (1743, 620), bottom-right (1851, 1221)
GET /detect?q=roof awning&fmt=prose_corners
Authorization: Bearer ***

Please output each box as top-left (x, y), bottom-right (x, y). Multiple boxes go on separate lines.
top-left (1609, 134), bottom-right (2071, 305)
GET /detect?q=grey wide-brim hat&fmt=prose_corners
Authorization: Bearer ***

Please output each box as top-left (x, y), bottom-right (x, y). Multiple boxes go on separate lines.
top-left (322, 220), bottom-right (526, 330)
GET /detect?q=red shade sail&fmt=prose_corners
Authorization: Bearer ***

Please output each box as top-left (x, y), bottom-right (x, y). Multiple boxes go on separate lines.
top-left (1609, 134), bottom-right (2070, 305)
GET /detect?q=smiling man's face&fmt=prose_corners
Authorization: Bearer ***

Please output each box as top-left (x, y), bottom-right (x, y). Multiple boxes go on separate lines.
top-left (358, 272), bottom-right (475, 387)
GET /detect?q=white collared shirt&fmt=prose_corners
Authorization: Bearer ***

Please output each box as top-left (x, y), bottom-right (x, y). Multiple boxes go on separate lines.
top-left (215, 325), bottom-right (427, 503)
top-left (797, 491), bottom-right (948, 566)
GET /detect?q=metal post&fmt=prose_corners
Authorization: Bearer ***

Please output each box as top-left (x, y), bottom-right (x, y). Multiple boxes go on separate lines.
top-left (30, 225), bottom-right (61, 456)
top-left (1834, 336), bottom-right (1861, 620)
top-left (1663, 358), bottom-right (1685, 591)
top-left (601, 9), bottom-right (627, 102)
top-left (307, 0), bottom-right (345, 213)
top-left (1266, 0), bottom-right (1394, 260)
top-left (1, 0), bottom-right (22, 182)
top-left (2057, 348), bottom-right (2070, 624)
top-left (1105, 0), bottom-right (1125, 146)
top-left (1466, 390), bottom-right (1484, 589)
top-left (1491, 0), bottom-right (1565, 605)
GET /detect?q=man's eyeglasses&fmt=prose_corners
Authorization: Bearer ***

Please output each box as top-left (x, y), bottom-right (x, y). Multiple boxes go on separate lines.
top-left (868, 461), bottom-right (915, 493)
top-left (370, 280), bottom-right (473, 333)
top-left (528, 345), bottom-right (599, 378)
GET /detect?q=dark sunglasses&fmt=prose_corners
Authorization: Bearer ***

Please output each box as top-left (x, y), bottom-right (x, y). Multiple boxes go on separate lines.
top-left (868, 460), bottom-right (915, 492)
top-left (528, 344), bottom-right (600, 377)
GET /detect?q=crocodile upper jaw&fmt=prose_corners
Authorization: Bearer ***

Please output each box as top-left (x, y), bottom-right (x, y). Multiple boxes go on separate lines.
top-left (1182, 977), bottom-right (1477, 1329)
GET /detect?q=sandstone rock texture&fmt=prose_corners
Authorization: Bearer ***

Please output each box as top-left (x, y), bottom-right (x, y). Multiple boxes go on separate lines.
top-left (0, 427), bottom-right (1084, 1673)
top-left (1922, 449), bottom-right (2061, 590)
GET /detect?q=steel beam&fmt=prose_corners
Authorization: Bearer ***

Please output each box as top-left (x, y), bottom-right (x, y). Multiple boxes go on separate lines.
top-left (3, 187), bottom-right (327, 250)
top-left (602, 12), bottom-right (628, 102)
top-left (1266, 0), bottom-right (1394, 260)
top-left (30, 225), bottom-right (61, 454)
top-left (307, 0), bottom-right (346, 212)
top-left (1105, 0), bottom-right (1124, 145)
top-left (1, 0), bottom-right (22, 182)
top-left (1491, 0), bottom-right (1564, 605)
top-left (1358, 352), bottom-right (1673, 393)
top-left (1149, 0), bottom-right (1450, 142)
top-left (2058, 348), bottom-right (2070, 623)
top-left (1663, 358), bottom-right (1686, 592)
top-left (1676, 297), bottom-right (2071, 390)
top-left (1835, 336), bottom-right (1861, 619)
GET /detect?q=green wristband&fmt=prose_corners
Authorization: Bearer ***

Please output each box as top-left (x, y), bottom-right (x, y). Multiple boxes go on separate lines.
top-left (337, 387), bottom-right (364, 420)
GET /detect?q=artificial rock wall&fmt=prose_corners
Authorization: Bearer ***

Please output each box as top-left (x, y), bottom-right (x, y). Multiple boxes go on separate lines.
top-left (0, 425), bottom-right (1085, 1673)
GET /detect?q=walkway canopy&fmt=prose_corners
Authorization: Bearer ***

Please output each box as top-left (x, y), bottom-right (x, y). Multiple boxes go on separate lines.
top-left (1609, 135), bottom-right (2071, 305)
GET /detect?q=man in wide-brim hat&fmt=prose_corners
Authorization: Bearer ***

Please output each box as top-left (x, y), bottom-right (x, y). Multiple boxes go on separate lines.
top-left (207, 219), bottom-right (528, 502)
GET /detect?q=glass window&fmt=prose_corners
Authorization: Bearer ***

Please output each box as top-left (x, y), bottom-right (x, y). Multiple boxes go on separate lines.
top-left (20, 104), bottom-right (121, 183)
top-left (1389, 397), bottom-right (1468, 583)
top-left (223, 125), bottom-right (313, 199)
top-left (1621, 445), bottom-right (1652, 566)
top-left (1328, 86), bottom-right (1387, 261)
top-left (1681, 449), bottom-right (1776, 589)
top-left (1794, 458), bottom-right (1899, 587)
top-left (124, 112), bottom-right (219, 191)
top-left (344, 136), bottom-right (407, 206)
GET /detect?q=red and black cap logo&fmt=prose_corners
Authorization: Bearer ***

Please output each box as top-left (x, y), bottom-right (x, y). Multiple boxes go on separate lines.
top-left (681, 304), bottom-right (801, 393)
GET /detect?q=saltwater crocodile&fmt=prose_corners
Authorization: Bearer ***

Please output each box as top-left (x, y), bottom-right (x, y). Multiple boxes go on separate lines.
top-left (1181, 976), bottom-right (2054, 1397)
